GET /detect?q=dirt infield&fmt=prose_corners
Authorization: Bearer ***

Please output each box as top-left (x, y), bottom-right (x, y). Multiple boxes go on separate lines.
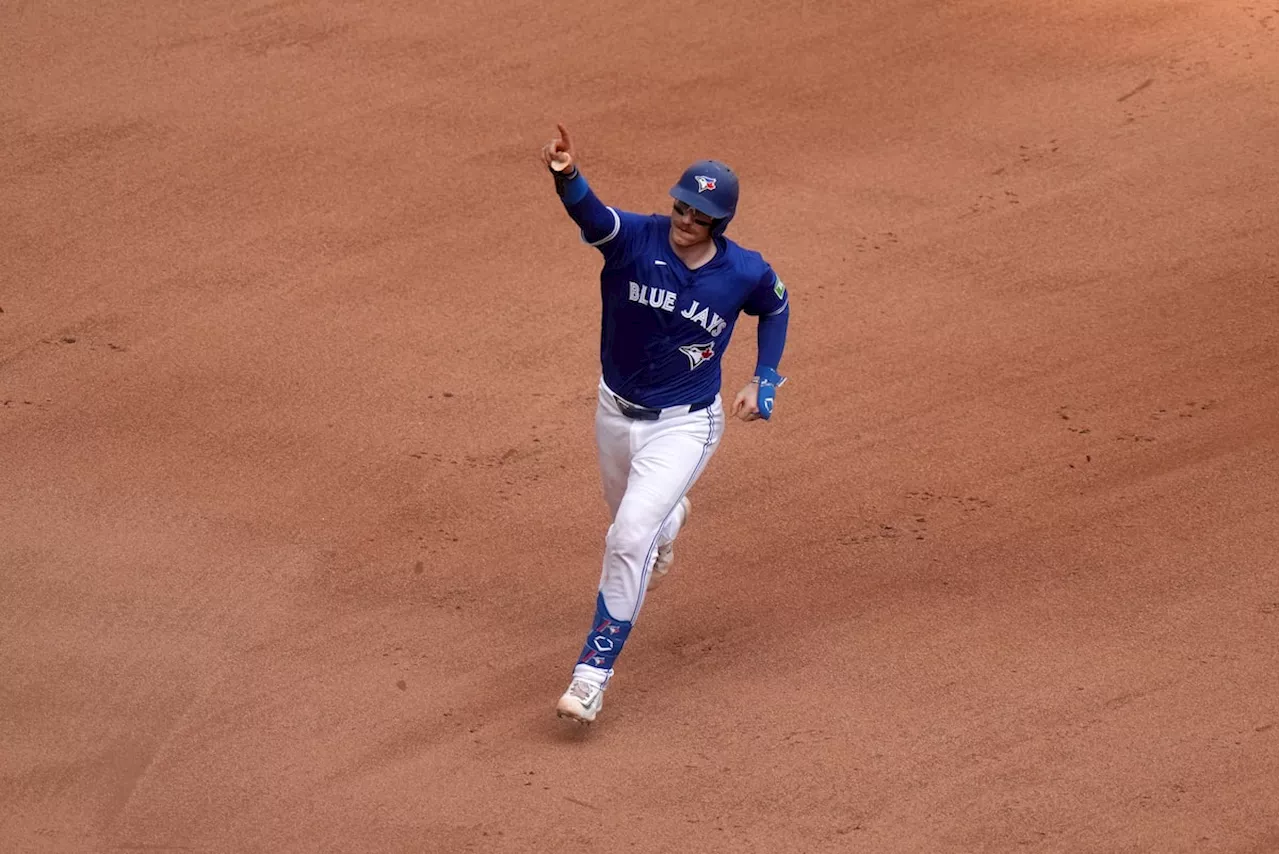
top-left (2, 1), bottom-right (1277, 851)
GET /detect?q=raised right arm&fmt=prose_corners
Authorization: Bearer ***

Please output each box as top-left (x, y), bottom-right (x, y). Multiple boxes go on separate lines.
top-left (551, 166), bottom-right (620, 246)
top-left (540, 124), bottom-right (619, 246)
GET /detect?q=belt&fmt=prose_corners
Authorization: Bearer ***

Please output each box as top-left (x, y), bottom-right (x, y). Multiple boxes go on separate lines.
top-left (613, 395), bottom-right (715, 421)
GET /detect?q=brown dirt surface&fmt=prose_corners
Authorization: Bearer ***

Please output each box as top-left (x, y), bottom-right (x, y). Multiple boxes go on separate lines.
top-left (2, 1), bottom-right (1277, 851)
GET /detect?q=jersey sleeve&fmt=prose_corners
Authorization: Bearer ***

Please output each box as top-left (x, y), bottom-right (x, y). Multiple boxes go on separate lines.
top-left (587, 209), bottom-right (652, 266)
top-left (743, 263), bottom-right (790, 317)
top-left (556, 170), bottom-right (649, 264)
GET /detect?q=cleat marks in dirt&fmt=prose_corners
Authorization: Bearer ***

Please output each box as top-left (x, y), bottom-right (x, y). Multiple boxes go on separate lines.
top-left (853, 232), bottom-right (900, 254)
top-left (964, 191), bottom-right (1021, 217)
top-left (838, 492), bottom-right (994, 546)
top-left (1058, 400), bottom-right (1218, 446)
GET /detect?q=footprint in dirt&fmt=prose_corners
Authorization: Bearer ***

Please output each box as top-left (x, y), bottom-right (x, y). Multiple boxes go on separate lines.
top-left (1149, 401), bottom-right (1215, 421)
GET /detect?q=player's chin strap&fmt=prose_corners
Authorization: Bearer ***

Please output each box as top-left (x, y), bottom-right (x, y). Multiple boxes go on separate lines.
top-left (752, 366), bottom-right (787, 420)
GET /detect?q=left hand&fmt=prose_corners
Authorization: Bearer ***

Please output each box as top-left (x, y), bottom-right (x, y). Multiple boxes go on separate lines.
top-left (731, 381), bottom-right (762, 421)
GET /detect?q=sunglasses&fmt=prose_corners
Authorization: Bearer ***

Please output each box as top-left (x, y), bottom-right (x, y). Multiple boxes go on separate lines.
top-left (672, 200), bottom-right (717, 228)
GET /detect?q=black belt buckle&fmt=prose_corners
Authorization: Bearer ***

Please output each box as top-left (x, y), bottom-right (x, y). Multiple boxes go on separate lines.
top-left (614, 395), bottom-right (661, 421)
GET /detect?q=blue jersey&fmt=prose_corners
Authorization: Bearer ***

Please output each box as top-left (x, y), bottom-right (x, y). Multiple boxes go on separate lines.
top-left (587, 208), bottom-right (789, 408)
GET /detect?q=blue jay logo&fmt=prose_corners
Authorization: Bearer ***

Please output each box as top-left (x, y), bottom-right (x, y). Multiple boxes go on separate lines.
top-left (679, 342), bottom-right (715, 369)
top-left (695, 175), bottom-right (717, 193)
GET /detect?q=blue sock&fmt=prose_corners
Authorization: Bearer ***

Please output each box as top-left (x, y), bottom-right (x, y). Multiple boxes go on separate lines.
top-left (577, 592), bottom-right (633, 671)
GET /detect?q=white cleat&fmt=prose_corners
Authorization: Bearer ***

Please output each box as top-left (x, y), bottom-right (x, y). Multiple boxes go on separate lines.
top-left (556, 678), bottom-right (605, 724)
top-left (647, 497), bottom-right (691, 592)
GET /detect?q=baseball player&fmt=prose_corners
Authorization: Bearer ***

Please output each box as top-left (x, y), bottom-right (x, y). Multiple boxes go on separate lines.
top-left (540, 124), bottom-right (790, 724)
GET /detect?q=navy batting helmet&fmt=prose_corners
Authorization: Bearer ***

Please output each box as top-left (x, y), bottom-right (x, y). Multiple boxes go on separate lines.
top-left (670, 160), bottom-right (739, 235)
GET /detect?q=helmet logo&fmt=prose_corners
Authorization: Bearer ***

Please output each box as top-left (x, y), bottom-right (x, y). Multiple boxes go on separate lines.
top-left (694, 175), bottom-right (717, 193)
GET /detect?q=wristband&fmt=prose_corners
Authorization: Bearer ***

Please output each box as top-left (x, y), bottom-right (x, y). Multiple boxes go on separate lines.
top-left (552, 164), bottom-right (580, 194)
top-left (753, 366), bottom-right (786, 420)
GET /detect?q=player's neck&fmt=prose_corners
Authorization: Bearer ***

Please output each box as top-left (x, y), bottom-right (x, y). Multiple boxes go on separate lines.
top-left (669, 236), bottom-right (717, 270)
